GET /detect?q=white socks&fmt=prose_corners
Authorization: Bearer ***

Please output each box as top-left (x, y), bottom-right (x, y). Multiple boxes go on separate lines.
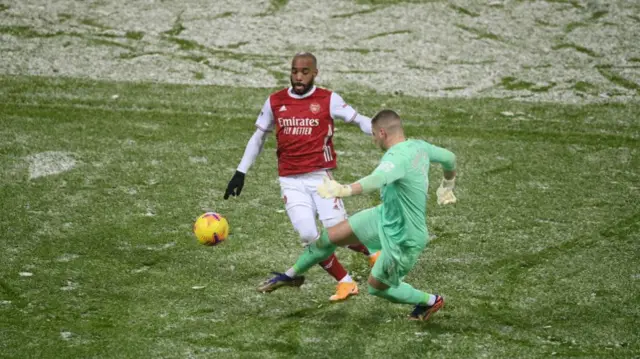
top-left (285, 268), bottom-right (297, 278)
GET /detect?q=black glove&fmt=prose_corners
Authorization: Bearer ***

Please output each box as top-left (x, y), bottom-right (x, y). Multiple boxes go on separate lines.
top-left (224, 171), bottom-right (245, 199)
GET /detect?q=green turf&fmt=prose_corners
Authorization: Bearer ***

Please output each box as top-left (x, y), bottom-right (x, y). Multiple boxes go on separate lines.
top-left (0, 74), bottom-right (639, 358)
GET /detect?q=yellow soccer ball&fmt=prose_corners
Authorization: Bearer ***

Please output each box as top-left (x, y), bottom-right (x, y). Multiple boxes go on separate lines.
top-left (193, 212), bottom-right (229, 246)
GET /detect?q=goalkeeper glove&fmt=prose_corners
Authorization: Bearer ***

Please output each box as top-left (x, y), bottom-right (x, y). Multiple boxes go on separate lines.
top-left (224, 170), bottom-right (245, 199)
top-left (436, 178), bottom-right (457, 205)
top-left (317, 176), bottom-right (352, 199)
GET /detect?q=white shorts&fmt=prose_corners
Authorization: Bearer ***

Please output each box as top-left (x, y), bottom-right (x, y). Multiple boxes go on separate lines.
top-left (279, 169), bottom-right (347, 228)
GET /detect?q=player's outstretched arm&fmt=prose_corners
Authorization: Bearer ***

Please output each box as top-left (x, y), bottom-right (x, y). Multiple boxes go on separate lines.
top-left (351, 114), bottom-right (373, 135)
top-left (317, 176), bottom-right (356, 198)
top-left (317, 157), bottom-right (405, 199)
top-left (329, 92), bottom-right (373, 135)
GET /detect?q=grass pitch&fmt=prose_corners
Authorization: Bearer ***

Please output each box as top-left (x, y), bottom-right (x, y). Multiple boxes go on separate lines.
top-left (0, 74), bottom-right (639, 358)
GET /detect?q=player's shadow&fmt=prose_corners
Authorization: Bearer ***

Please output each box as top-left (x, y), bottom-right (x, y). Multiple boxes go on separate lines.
top-left (284, 304), bottom-right (355, 322)
top-left (283, 300), bottom-right (459, 333)
top-left (283, 303), bottom-right (370, 329)
top-left (284, 305), bottom-right (323, 319)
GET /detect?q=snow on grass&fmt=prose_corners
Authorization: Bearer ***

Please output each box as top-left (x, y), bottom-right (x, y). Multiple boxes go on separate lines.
top-left (56, 253), bottom-right (80, 262)
top-left (27, 151), bottom-right (76, 179)
top-left (142, 242), bottom-right (176, 251)
top-left (1, 0), bottom-right (638, 103)
top-left (60, 281), bottom-right (77, 291)
top-left (188, 156), bottom-right (208, 164)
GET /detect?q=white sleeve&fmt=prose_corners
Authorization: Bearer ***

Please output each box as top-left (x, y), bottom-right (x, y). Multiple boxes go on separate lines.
top-left (330, 92), bottom-right (372, 135)
top-left (255, 97), bottom-right (275, 132)
top-left (351, 114), bottom-right (372, 135)
top-left (237, 128), bottom-right (269, 173)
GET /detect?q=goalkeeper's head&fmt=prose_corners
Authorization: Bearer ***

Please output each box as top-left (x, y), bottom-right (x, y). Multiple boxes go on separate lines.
top-left (371, 109), bottom-right (405, 151)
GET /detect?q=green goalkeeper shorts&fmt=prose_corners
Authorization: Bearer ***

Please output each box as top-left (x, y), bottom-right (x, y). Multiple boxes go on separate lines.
top-left (348, 206), bottom-right (425, 287)
top-left (348, 206), bottom-right (382, 251)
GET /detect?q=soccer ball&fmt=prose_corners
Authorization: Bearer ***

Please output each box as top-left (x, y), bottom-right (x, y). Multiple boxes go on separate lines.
top-left (193, 212), bottom-right (229, 246)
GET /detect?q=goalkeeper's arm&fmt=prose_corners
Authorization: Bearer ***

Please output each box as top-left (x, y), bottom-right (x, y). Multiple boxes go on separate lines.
top-left (318, 158), bottom-right (406, 198)
top-left (342, 160), bottom-right (406, 197)
top-left (427, 144), bottom-right (457, 205)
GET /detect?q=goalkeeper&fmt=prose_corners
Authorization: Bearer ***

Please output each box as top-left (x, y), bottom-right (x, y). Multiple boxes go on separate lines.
top-left (262, 109), bottom-right (457, 321)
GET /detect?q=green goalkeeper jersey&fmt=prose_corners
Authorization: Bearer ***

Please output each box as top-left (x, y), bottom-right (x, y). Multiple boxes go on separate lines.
top-left (362, 139), bottom-right (456, 263)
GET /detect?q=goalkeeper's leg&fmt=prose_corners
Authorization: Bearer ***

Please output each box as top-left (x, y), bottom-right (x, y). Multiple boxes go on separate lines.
top-left (367, 278), bottom-right (443, 322)
top-left (292, 220), bottom-right (362, 275)
top-left (292, 207), bottom-right (383, 301)
top-left (366, 249), bottom-right (443, 322)
top-left (291, 206), bottom-right (383, 276)
top-left (314, 189), bottom-right (374, 260)
top-left (259, 207), bottom-right (379, 296)
top-left (257, 218), bottom-right (362, 294)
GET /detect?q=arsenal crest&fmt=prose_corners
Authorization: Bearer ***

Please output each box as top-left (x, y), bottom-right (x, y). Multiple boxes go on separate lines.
top-left (309, 103), bottom-right (321, 114)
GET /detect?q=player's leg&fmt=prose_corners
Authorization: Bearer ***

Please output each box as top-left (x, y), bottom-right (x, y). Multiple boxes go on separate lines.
top-left (256, 219), bottom-right (360, 297)
top-left (257, 176), bottom-right (349, 292)
top-left (307, 174), bottom-right (360, 301)
top-left (284, 175), bottom-right (351, 282)
top-left (366, 245), bottom-right (443, 321)
top-left (290, 219), bottom-right (359, 275)
top-left (287, 203), bottom-right (350, 284)
top-left (291, 206), bottom-right (383, 275)
top-left (317, 171), bottom-right (375, 260)
top-left (256, 199), bottom-right (315, 292)
top-left (257, 177), bottom-right (314, 292)
top-left (320, 197), bottom-right (377, 260)
top-left (258, 226), bottom-right (349, 294)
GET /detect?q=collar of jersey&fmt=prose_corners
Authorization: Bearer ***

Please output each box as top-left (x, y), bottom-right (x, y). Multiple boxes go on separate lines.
top-left (287, 86), bottom-right (317, 99)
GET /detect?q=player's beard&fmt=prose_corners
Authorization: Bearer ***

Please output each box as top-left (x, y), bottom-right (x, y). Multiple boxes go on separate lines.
top-left (373, 134), bottom-right (386, 151)
top-left (291, 77), bottom-right (314, 95)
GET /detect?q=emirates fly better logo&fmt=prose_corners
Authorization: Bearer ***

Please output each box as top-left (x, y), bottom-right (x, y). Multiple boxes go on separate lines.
top-left (277, 117), bottom-right (320, 135)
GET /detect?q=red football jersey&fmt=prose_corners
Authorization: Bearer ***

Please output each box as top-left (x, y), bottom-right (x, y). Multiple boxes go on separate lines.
top-left (268, 87), bottom-right (336, 177)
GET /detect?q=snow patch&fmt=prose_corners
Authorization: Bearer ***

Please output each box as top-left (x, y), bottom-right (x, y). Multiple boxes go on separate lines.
top-left (61, 281), bottom-right (77, 291)
top-left (189, 156), bottom-right (208, 164)
top-left (56, 253), bottom-right (80, 262)
top-left (27, 151), bottom-right (76, 179)
top-left (143, 242), bottom-right (176, 251)
top-left (132, 266), bottom-right (150, 273)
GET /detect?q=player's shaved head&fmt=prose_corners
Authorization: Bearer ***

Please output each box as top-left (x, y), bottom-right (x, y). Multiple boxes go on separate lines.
top-left (292, 52), bottom-right (317, 68)
top-left (371, 109), bottom-right (405, 151)
top-left (372, 109), bottom-right (403, 134)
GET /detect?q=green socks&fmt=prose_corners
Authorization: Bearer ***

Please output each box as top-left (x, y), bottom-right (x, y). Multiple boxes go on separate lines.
top-left (368, 282), bottom-right (429, 305)
top-left (292, 229), bottom-right (337, 274)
